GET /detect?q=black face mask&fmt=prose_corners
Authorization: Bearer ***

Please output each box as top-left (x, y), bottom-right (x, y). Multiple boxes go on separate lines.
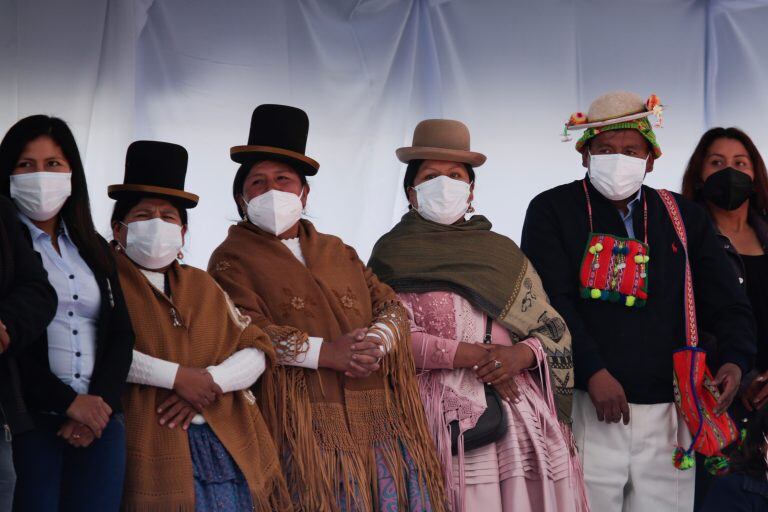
top-left (700, 167), bottom-right (754, 210)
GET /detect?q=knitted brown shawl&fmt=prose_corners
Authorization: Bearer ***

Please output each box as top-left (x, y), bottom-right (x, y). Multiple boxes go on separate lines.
top-left (209, 220), bottom-right (447, 511)
top-left (114, 250), bottom-right (291, 511)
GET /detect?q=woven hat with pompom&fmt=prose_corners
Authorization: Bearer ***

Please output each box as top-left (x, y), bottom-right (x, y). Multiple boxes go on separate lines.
top-left (562, 91), bottom-right (664, 158)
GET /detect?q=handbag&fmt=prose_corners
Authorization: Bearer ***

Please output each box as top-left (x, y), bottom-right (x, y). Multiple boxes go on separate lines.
top-left (449, 315), bottom-right (509, 455)
top-left (658, 189), bottom-right (740, 470)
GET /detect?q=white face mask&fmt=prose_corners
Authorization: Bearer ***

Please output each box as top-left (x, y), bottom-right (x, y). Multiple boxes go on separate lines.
top-left (588, 153), bottom-right (648, 201)
top-left (123, 218), bottom-right (183, 270)
top-left (414, 175), bottom-right (471, 225)
top-left (9, 172), bottom-right (72, 221)
top-left (245, 189), bottom-right (304, 236)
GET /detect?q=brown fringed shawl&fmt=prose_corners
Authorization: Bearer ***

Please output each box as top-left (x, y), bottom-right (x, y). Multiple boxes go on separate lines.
top-left (114, 251), bottom-right (291, 512)
top-left (208, 220), bottom-right (447, 511)
top-left (368, 211), bottom-right (575, 422)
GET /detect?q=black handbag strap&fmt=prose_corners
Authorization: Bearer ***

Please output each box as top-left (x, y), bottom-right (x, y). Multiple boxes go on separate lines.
top-left (483, 315), bottom-right (492, 344)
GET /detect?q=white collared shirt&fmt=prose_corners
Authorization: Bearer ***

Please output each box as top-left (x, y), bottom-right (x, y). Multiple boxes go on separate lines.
top-left (19, 214), bottom-right (101, 394)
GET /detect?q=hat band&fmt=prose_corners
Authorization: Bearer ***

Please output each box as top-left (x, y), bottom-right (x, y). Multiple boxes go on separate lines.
top-left (230, 145), bottom-right (319, 170)
top-left (108, 183), bottom-right (199, 205)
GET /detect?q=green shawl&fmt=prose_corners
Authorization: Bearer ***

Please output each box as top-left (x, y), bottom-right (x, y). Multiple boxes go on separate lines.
top-left (368, 210), bottom-right (575, 422)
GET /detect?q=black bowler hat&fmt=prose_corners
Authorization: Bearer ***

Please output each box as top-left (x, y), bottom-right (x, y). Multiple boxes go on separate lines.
top-left (230, 104), bottom-right (319, 176)
top-left (108, 141), bottom-right (199, 208)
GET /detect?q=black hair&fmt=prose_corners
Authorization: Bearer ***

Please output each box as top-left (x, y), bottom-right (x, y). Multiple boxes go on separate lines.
top-left (0, 115), bottom-right (113, 274)
top-left (682, 127), bottom-right (768, 214)
top-left (110, 196), bottom-right (189, 227)
top-left (729, 408), bottom-right (768, 479)
top-left (402, 159), bottom-right (475, 200)
top-left (232, 160), bottom-right (308, 218)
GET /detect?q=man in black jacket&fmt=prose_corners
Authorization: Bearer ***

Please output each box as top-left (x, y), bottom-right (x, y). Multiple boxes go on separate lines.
top-left (0, 195), bottom-right (57, 509)
top-left (521, 91), bottom-right (756, 512)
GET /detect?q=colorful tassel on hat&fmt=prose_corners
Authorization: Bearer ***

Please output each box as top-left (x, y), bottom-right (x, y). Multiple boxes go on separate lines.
top-left (673, 446), bottom-right (695, 470)
top-left (704, 455), bottom-right (730, 476)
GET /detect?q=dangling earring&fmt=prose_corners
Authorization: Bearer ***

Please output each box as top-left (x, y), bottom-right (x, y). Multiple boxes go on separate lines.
top-left (177, 251), bottom-right (184, 260)
top-left (467, 203), bottom-right (475, 214)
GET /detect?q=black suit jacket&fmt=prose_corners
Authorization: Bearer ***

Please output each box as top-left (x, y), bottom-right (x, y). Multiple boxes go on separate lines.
top-left (522, 178), bottom-right (756, 403)
top-left (17, 229), bottom-right (134, 418)
top-left (0, 196), bottom-right (57, 434)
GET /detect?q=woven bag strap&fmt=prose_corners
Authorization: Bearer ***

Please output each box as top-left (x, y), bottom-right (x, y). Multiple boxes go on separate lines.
top-left (657, 189), bottom-right (699, 348)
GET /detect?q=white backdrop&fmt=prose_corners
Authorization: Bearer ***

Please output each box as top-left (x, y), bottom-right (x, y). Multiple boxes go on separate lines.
top-left (1, 0), bottom-right (767, 267)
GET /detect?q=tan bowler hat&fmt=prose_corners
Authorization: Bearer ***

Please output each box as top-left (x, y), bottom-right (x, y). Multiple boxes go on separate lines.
top-left (396, 119), bottom-right (486, 167)
top-left (566, 91), bottom-right (663, 131)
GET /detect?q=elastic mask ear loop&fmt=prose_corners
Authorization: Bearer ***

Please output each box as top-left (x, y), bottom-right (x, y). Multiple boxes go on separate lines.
top-left (241, 194), bottom-right (250, 221)
top-left (299, 186), bottom-right (307, 215)
top-left (116, 221), bottom-right (129, 252)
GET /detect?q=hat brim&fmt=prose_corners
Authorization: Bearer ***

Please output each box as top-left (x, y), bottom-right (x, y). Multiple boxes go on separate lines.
top-left (108, 184), bottom-right (199, 208)
top-left (567, 111), bottom-right (652, 131)
top-left (396, 146), bottom-right (486, 167)
top-left (230, 145), bottom-right (319, 176)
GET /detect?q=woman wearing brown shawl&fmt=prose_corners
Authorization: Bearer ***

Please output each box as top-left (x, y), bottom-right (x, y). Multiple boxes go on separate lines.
top-left (109, 141), bottom-right (289, 511)
top-left (208, 105), bottom-right (446, 511)
top-left (368, 120), bottom-right (589, 512)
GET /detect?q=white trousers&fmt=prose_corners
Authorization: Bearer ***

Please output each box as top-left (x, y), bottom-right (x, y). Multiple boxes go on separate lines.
top-left (572, 390), bottom-right (695, 512)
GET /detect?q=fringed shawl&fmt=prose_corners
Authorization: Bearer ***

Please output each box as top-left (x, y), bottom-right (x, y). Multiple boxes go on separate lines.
top-left (208, 220), bottom-right (447, 511)
top-left (115, 251), bottom-right (291, 511)
top-left (368, 211), bottom-right (575, 422)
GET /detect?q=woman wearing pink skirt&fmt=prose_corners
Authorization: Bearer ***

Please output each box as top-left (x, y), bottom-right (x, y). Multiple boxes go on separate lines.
top-left (369, 119), bottom-right (589, 511)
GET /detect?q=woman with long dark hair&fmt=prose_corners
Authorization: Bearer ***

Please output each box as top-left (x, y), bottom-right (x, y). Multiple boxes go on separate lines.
top-left (681, 127), bottom-right (768, 510)
top-left (701, 408), bottom-right (768, 511)
top-left (0, 115), bottom-right (134, 511)
top-left (681, 127), bottom-right (768, 413)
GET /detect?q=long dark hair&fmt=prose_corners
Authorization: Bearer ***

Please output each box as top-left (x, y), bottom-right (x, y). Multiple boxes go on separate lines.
top-left (0, 115), bottom-right (113, 274)
top-left (729, 409), bottom-right (768, 479)
top-left (681, 127), bottom-right (768, 214)
top-left (0, 203), bottom-right (14, 293)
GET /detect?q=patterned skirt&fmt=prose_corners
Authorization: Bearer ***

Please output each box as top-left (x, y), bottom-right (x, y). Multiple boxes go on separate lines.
top-left (338, 440), bottom-right (433, 512)
top-left (188, 424), bottom-right (254, 512)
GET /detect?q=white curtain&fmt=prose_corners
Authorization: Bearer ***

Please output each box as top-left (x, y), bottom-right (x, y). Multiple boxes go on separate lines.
top-left (1, 0), bottom-right (767, 267)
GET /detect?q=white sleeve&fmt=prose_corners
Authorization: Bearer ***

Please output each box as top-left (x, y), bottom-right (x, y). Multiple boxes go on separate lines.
top-left (281, 336), bottom-right (323, 369)
top-left (206, 348), bottom-right (266, 393)
top-left (127, 350), bottom-right (179, 389)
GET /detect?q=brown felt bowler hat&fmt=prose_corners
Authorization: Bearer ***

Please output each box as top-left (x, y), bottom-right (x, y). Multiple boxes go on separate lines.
top-left (108, 140), bottom-right (199, 208)
top-left (396, 119), bottom-right (486, 167)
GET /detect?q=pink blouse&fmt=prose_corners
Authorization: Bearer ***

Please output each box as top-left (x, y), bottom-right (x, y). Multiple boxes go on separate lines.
top-left (399, 291), bottom-right (588, 512)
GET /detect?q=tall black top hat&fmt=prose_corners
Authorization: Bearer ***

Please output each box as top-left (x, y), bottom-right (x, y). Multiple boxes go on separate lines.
top-left (108, 140), bottom-right (199, 208)
top-left (230, 104), bottom-right (319, 176)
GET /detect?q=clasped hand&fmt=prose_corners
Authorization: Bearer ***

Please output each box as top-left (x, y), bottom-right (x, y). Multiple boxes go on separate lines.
top-left (321, 328), bottom-right (386, 378)
top-left (473, 344), bottom-right (536, 404)
top-left (152, 367), bottom-right (224, 430)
